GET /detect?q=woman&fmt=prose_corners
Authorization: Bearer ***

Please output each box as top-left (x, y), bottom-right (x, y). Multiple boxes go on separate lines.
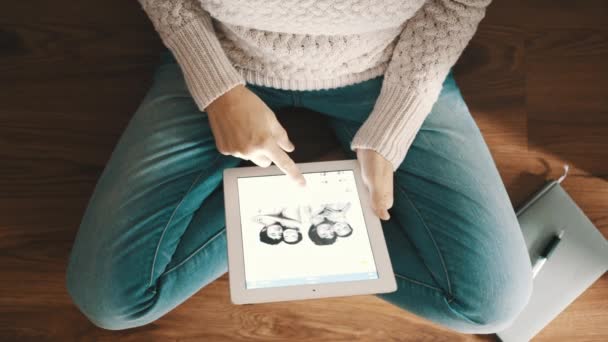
top-left (258, 223), bottom-right (283, 245)
top-left (308, 218), bottom-right (338, 246)
top-left (66, 0), bottom-right (533, 334)
top-left (252, 206), bottom-right (302, 229)
top-left (308, 218), bottom-right (354, 245)
top-left (253, 206), bottom-right (305, 244)
top-left (332, 222), bottom-right (353, 238)
top-left (259, 223), bottom-right (303, 245)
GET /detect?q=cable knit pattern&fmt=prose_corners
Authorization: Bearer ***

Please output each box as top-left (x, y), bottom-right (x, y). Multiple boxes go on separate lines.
top-left (138, 0), bottom-right (491, 170)
top-left (138, 0), bottom-right (246, 110)
top-left (350, 0), bottom-right (491, 170)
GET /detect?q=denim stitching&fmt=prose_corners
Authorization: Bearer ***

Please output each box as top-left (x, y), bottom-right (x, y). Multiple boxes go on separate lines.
top-left (162, 228), bottom-right (226, 276)
top-left (392, 183), bottom-right (444, 284)
top-left (148, 154), bottom-right (222, 287)
top-left (290, 90), bottom-right (300, 107)
top-left (394, 273), bottom-right (443, 293)
top-left (337, 122), bottom-right (453, 301)
top-left (396, 183), bottom-right (453, 297)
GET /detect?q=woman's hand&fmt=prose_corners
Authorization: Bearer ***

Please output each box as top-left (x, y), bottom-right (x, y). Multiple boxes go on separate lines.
top-left (206, 85), bottom-right (306, 186)
top-left (356, 148), bottom-right (393, 220)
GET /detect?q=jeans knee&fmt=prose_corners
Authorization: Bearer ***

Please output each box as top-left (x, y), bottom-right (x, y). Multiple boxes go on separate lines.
top-left (448, 266), bottom-right (533, 333)
top-left (66, 266), bottom-right (113, 330)
top-left (66, 255), bottom-right (155, 330)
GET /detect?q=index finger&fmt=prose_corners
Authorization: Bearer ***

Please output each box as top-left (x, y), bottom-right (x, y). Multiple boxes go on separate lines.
top-left (265, 143), bottom-right (306, 186)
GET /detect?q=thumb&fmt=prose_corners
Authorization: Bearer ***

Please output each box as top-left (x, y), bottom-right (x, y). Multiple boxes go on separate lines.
top-left (360, 157), bottom-right (393, 220)
top-left (275, 128), bottom-right (295, 152)
top-left (357, 149), bottom-right (393, 220)
top-left (370, 182), bottom-right (393, 220)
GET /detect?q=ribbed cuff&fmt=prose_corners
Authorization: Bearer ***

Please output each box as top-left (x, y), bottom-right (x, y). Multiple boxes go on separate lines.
top-left (350, 82), bottom-right (436, 171)
top-left (164, 20), bottom-right (246, 111)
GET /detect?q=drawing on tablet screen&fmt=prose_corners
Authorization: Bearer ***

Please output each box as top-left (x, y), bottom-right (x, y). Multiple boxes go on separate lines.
top-left (238, 170), bottom-right (378, 288)
top-left (252, 202), bottom-right (354, 246)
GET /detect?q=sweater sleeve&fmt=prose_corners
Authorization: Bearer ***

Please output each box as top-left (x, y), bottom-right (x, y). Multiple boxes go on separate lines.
top-left (138, 0), bottom-right (246, 111)
top-left (350, 0), bottom-right (491, 171)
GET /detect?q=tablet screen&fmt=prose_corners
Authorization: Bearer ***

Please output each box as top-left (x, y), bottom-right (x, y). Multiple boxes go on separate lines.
top-left (237, 170), bottom-right (379, 289)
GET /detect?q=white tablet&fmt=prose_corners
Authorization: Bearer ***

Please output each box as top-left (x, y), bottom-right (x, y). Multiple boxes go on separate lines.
top-left (223, 159), bottom-right (397, 304)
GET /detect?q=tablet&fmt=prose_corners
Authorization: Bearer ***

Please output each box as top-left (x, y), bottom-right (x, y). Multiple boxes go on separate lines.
top-left (223, 159), bottom-right (397, 304)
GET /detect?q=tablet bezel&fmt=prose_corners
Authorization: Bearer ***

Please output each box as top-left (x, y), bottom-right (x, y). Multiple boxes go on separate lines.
top-left (223, 159), bottom-right (397, 304)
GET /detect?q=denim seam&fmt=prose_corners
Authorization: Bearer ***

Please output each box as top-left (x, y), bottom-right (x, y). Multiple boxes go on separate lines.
top-left (337, 124), bottom-right (446, 288)
top-left (162, 227), bottom-right (226, 276)
top-left (290, 90), bottom-right (300, 107)
top-left (394, 273), bottom-right (444, 293)
top-left (338, 122), bottom-right (453, 302)
top-left (148, 154), bottom-right (222, 287)
top-left (341, 121), bottom-right (448, 295)
top-left (396, 184), bottom-right (453, 298)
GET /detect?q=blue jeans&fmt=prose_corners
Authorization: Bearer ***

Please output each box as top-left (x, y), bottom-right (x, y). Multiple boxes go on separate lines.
top-left (66, 51), bottom-right (532, 333)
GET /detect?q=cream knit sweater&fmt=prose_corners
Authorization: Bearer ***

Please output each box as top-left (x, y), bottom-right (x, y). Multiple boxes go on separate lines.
top-left (138, 0), bottom-right (491, 171)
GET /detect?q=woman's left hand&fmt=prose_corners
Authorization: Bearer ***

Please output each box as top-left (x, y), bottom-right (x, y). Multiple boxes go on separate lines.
top-left (356, 148), bottom-right (393, 221)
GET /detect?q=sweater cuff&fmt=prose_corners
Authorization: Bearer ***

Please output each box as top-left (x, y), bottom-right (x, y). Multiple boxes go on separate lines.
top-left (164, 20), bottom-right (246, 111)
top-left (350, 83), bottom-right (436, 172)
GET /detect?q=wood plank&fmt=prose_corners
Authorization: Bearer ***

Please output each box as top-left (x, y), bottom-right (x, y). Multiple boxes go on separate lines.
top-left (0, 0), bottom-right (606, 341)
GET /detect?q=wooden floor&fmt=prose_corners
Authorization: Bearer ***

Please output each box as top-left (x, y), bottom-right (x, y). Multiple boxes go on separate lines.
top-left (1, 0), bottom-right (606, 341)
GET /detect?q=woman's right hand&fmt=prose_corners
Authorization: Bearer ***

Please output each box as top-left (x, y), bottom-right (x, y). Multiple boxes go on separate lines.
top-left (205, 85), bottom-right (306, 186)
